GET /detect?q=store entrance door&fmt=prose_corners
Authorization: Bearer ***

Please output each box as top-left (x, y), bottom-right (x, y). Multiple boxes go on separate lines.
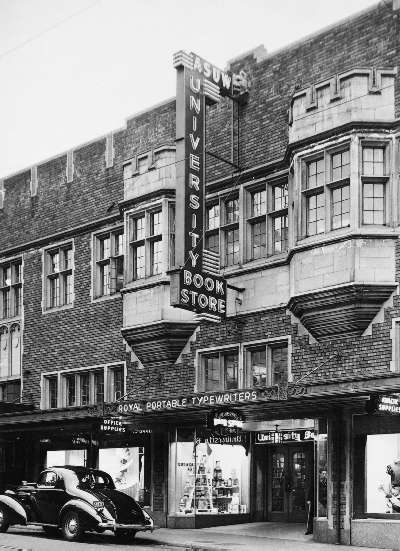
top-left (268, 444), bottom-right (313, 522)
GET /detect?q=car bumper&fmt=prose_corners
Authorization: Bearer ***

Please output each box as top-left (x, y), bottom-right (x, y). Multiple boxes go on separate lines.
top-left (98, 521), bottom-right (155, 532)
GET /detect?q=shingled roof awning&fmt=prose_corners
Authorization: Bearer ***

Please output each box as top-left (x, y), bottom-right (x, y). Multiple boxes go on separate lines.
top-left (0, 401), bottom-right (34, 414)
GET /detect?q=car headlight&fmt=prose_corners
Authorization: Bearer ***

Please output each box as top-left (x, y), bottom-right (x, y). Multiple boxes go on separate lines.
top-left (142, 509), bottom-right (152, 521)
top-left (93, 501), bottom-right (105, 511)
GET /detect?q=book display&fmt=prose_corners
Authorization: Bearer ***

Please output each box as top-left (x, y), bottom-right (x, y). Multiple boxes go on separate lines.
top-left (177, 443), bottom-right (247, 515)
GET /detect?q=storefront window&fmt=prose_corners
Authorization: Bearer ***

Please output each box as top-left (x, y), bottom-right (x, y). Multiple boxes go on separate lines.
top-left (46, 449), bottom-right (86, 467)
top-left (98, 447), bottom-right (144, 502)
top-left (366, 434), bottom-right (400, 514)
top-left (169, 428), bottom-right (250, 516)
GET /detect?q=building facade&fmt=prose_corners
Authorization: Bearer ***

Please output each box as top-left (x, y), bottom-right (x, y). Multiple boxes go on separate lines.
top-left (1, 1), bottom-right (400, 547)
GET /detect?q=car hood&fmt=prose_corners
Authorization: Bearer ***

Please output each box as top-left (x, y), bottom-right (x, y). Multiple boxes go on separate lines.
top-left (73, 487), bottom-right (145, 523)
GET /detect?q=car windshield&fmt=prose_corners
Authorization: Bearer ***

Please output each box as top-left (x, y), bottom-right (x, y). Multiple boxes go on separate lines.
top-left (76, 471), bottom-right (114, 490)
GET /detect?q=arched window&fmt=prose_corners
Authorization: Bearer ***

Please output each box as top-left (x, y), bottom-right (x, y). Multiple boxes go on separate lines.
top-left (10, 324), bottom-right (21, 376)
top-left (0, 326), bottom-right (8, 378)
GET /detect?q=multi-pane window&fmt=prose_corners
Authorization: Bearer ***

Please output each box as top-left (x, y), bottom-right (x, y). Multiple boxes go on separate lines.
top-left (304, 158), bottom-right (325, 236)
top-left (362, 147), bottom-right (385, 176)
top-left (246, 182), bottom-right (288, 260)
top-left (307, 193), bottom-right (325, 236)
top-left (205, 203), bottom-right (220, 254)
top-left (332, 185), bottom-right (350, 229)
top-left (0, 323), bottom-right (21, 379)
top-left (307, 158), bottom-right (325, 188)
top-left (45, 364), bottom-right (124, 409)
top-left (202, 351), bottom-right (239, 392)
top-left (222, 198), bottom-right (239, 266)
top-left (331, 150), bottom-right (350, 181)
top-left (361, 145), bottom-right (388, 226)
top-left (45, 243), bottom-right (73, 310)
top-left (0, 259), bottom-right (22, 320)
top-left (247, 342), bottom-right (288, 388)
top-left (363, 182), bottom-right (385, 225)
top-left (271, 183), bottom-right (288, 253)
top-left (198, 343), bottom-right (288, 392)
top-left (129, 207), bottom-right (166, 281)
top-left (94, 229), bottom-right (124, 298)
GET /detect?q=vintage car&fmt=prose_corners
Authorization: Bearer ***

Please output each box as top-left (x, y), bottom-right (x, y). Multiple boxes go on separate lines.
top-left (0, 465), bottom-right (154, 541)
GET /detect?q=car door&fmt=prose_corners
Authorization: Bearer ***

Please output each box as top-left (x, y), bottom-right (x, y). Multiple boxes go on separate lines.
top-left (35, 470), bottom-right (68, 524)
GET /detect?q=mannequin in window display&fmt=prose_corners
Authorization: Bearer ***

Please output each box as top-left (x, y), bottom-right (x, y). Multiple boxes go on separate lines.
top-left (378, 459), bottom-right (400, 513)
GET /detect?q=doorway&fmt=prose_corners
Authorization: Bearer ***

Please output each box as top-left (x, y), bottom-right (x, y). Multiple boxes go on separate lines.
top-left (267, 444), bottom-right (313, 522)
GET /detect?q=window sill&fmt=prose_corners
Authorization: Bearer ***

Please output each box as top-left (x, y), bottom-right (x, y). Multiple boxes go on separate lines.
top-left (0, 315), bottom-right (22, 324)
top-left (91, 293), bottom-right (122, 304)
top-left (42, 303), bottom-right (74, 315)
top-left (121, 275), bottom-right (170, 293)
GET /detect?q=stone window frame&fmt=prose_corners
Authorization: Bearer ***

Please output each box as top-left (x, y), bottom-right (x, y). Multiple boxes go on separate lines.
top-left (91, 225), bottom-right (124, 302)
top-left (125, 198), bottom-right (174, 286)
top-left (41, 361), bottom-right (126, 410)
top-left (0, 256), bottom-right (22, 321)
top-left (42, 239), bottom-right (74, 313)
top-left (195, 337), bottom-right (291, 393)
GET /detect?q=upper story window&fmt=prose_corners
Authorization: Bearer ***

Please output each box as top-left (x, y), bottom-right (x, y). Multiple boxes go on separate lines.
top-left (302, 146), bottom-right (351, 237)
top-left (94, 228), bottom-right (124, 298)
top-left (0, 323), bottom-right (21, 379)
top-left (246, 181), bottom-right (288, 260)
top-left (197, 340), bottom-right (289, 392)
top-left (0, 259), bottom-right (22, 320)
top-left (127, 201), bottom-right (175, 283)
top-left (205, 203), bottom-right (220, 254)
top-left (43, 363), bottom-right (124, 409)
top-left (205, 196), bottom-right (240, 267)
top-left (44, 243), bottom-right (73, 310)
top-left (361, 144), bottom-right (389, 226)
top-left (201, 350), bottom-right (239, 392)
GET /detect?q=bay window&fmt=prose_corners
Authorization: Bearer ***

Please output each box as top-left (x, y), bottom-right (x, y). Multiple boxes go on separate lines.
top-left (94, 228), bottom-right (124, 298)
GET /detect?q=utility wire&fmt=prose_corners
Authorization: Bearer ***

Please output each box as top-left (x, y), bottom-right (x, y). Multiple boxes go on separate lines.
top-left (0, 0), bottom-right (101, 61)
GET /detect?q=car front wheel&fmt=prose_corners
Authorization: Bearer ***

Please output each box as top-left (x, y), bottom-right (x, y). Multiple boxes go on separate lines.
top-left (60, 510), bottom-right (83, 541)
top-left (0, 506), bottom-right (9, 533)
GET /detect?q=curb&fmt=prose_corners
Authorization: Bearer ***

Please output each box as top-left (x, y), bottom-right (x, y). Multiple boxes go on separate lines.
top-left (0, 546), bottom-right (31, 551)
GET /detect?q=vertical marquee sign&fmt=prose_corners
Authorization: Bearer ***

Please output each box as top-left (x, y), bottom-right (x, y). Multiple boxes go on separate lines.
top-left (171, 51), bottom-right (247, 319)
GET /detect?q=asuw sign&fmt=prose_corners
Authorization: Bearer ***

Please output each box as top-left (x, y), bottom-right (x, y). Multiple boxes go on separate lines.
top-left (170, 51), bottom-right (249, 319)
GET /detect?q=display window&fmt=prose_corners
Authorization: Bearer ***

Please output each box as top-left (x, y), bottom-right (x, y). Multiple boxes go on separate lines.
top-left (353, 413), bottom-right (400, 518)
top-left (98, 447), bottom-right (145, 502)
top-left (316, 419), bottom-right (327, 517)
top-left (46, 449), bottom-right (86, 467)
top-left (169, 428), bottom-right (250, 516)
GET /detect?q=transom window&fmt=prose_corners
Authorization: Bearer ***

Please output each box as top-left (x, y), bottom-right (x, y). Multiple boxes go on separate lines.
top-left (44, 243), bottom-right (73, 310)
top-left (307, 158), bottom-right (325, 189)
top-left (0, 259), bottom-right (22, 320)
top-left (94, 228), bottom-right (124, 298)
top-left (362, 147), bottom-right (385, 176)
top-left (331, 150), bottom-right (350, 181)
top-left (43, 364), bottom-right (124, 409)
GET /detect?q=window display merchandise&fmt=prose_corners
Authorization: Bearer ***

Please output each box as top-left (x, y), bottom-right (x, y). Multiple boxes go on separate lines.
top-left (46, 449), bottom-right (86, 467)
top-left (170, 435), bottom-right (249, 516)
top-left (366, 434), bottom-right (400, 513)
top-left (98, 447), bottom-right (144, 502)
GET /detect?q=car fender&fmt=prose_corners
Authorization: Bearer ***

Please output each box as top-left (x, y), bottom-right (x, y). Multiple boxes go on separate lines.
top-left (59, 499), bottom-right (102, 527)
top-left (0, 495), bottom-right (27, 525)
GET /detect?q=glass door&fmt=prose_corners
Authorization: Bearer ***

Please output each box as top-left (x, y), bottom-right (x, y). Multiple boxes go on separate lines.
top-left (268, 444), bottom-right (313, 522)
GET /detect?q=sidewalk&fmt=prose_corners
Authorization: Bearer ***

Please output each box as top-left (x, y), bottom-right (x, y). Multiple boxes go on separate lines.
top-left (139, 522), bottom-right (390, 551)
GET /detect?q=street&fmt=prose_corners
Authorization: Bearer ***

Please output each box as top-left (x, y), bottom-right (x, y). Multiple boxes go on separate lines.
top-left (0, 525), bottom-right (390, 551)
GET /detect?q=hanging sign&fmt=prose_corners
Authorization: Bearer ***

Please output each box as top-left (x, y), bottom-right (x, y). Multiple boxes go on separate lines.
top-left (255, 429), bottom-right (315, 444)
top-left (211, 410), bottom-right (244, 429)
top-left (100, 418), bottom-right (126, 433)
